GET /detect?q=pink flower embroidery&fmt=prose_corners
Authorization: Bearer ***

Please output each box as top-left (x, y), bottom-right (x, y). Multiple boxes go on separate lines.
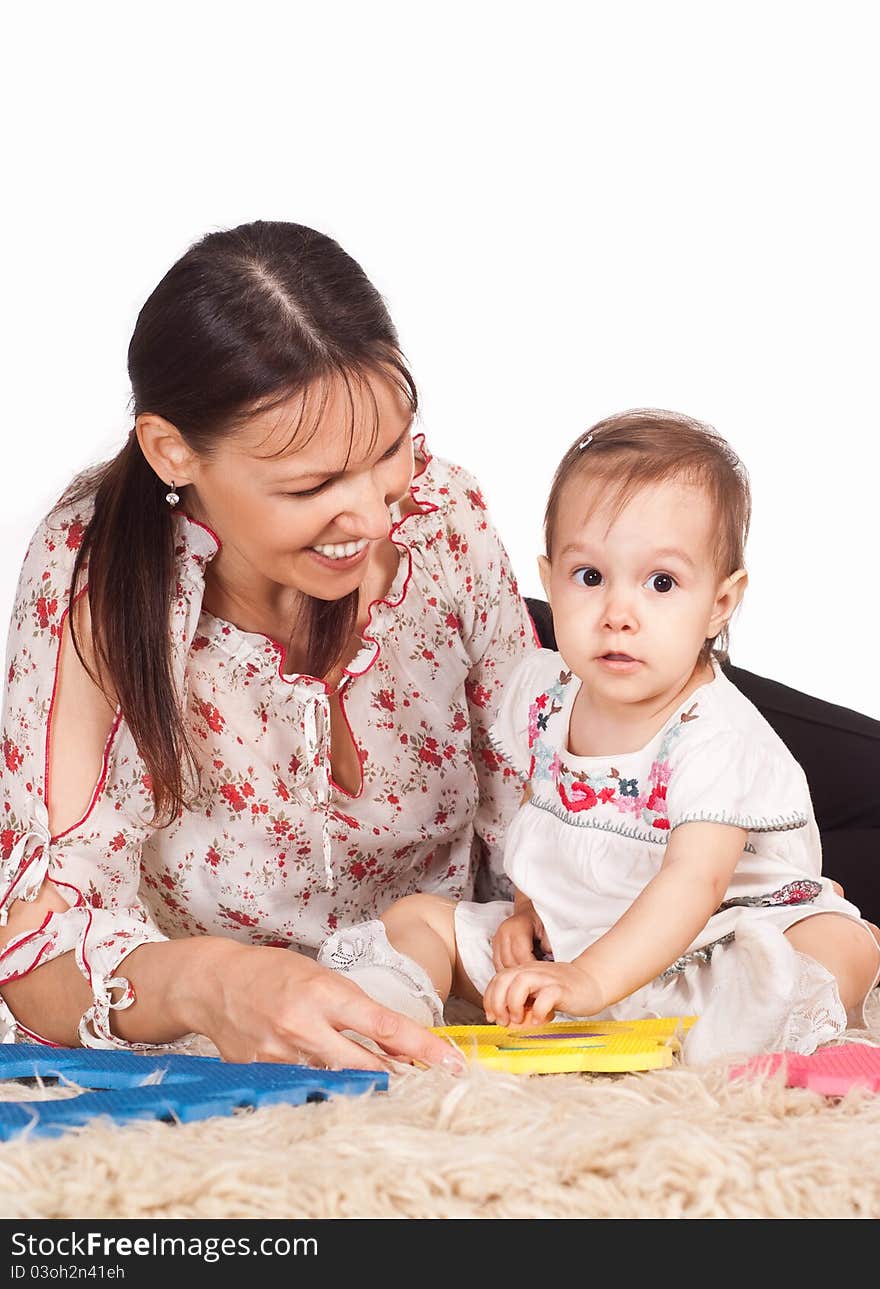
top-left (558, 780), bottom-right (598, 812)
top-left (650, 759), bottom-right (672, 786)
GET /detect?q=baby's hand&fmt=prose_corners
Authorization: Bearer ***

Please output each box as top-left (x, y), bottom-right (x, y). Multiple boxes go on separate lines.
top-left (483, 961), bottom-right (604, 1027)
top-left (492, 908), bottom-right (551, 969)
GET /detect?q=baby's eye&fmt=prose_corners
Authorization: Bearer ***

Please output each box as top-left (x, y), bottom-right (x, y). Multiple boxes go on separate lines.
top-left (645, 573), bottom-right (676, 593)
top-left (574, 567), bottom-right (603, 588)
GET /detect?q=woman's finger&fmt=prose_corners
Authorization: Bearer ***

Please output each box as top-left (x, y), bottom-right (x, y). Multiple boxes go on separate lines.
top-left (309, 1030), bottom-right (398, 1074)
top-left (345, 999), bottom-right (464, 1073)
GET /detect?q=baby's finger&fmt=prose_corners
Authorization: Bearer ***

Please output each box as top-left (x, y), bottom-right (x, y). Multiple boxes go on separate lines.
top-left (505, 971), bottom-right (541, 1026)
top-left (492, 934), bottom-right (512, 971)
top-left (483, 976), bottom-right (511, 1027)
top-left (500, 931), bottom-right (533, 969)
top-left (528, 985), bottom-right (559, 1024)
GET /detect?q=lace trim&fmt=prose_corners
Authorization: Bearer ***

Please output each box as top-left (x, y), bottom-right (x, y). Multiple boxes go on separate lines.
top-left (660, 932), bottom-right (735, 978)
top-left (527, 796), bottom-right (679, 846)
top-left (670, 809), bottom-right (808, 833)
top-left (486, 727), bottom-right (529, 783)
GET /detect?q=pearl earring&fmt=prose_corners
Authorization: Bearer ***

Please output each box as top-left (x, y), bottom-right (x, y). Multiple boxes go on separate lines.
top-left (165, 481), bottom-right (180, 508)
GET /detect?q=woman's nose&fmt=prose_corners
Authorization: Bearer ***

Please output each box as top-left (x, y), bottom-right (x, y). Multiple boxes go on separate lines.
top-left (338, 473), bottom-right (393, 539)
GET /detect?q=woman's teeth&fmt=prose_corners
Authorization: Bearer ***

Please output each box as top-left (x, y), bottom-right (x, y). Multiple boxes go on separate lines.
top-left (311, 538), bottom-right (369, 560)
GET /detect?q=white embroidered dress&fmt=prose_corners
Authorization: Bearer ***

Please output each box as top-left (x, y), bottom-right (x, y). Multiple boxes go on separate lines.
top-left (0, 438), bottom-right (534, 1048)
top-left (453, 649), bottom-right (879, 1060)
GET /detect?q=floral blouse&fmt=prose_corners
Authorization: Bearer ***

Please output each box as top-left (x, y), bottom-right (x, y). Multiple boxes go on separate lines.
top-left (0, 436), bottom-right (536, 1048)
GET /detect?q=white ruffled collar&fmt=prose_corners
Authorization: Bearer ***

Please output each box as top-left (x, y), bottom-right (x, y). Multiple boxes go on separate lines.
top-left (173, 433), bottom-right (439, 689)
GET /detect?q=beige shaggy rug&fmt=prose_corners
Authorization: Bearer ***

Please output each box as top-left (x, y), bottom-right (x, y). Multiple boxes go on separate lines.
top-left (1, 993), bottom-right (879, 1221)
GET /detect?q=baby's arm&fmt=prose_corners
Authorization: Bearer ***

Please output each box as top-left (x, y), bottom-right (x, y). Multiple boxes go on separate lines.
top-left (491, 783), bottom-right (552, 968)
top-left (492, 885), bottom-right (551, 969)
top-left (484, 820), bottom-right (747, 1025)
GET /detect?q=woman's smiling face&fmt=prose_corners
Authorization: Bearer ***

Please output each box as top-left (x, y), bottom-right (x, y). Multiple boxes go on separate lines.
top-left (174, 368), bottom-right (416, 610)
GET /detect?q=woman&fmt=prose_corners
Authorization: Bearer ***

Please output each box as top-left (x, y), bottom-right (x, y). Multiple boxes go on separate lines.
top-left (1, 221), bottom-right (876, 1069)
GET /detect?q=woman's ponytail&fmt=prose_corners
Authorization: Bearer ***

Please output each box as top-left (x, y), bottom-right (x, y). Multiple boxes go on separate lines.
top-left (61, 433), bottom-right (198, 827)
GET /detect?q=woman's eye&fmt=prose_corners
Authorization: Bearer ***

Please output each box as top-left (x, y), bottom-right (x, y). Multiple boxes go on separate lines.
top-left (646, 573), bottom-right (676, 593)
top-left (575, 567), bottom-right (603, 588)
top-left (285, 482), bottom-right (329, 499)
top-left (382, 436), bottom-right (405, 460)
top-left (285, 435), bottom-right (407, 498)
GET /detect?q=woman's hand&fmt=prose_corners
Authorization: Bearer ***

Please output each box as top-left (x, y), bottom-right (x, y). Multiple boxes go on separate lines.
top-left (492, 906), bottom-right (551, 969)
top-left (182, 940), bottom-right (464, 1074)
top-left (482, 960), bottom-right (604, 1028)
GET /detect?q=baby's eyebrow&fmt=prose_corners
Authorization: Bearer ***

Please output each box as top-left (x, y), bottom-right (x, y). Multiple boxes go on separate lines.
top-left (558, 544), bottom-right (697, 569)
top-left (650, 548), bottom-right (696, 569)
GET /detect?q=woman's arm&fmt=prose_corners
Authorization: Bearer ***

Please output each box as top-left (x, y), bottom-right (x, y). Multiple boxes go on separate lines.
top-left (0, 561), bottom-right (460, 1070)
top-left (483, 821), bottom-right (746, 1025)
top-left (0, 890), bottom-right (460, 1070)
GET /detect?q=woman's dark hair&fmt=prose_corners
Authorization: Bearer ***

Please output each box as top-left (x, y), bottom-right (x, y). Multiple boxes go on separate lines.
top-left (54, 220), bottom-right (418, 826)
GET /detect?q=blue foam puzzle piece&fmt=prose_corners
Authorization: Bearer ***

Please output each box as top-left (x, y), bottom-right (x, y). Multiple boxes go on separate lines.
top-left (0, 1043), bottom-right (388, 1139)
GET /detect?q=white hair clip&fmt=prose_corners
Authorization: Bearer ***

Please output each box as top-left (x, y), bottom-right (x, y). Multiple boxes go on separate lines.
top-left (578, 433), bottom-right (594, 451)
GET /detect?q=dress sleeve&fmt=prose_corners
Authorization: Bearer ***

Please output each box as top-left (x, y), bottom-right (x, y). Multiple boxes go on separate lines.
top-left (0, 513), bottom-right (172, 1049)
top-left (434, 462), bottom-right (538, 900)
top-left (664, 725), bottom-right (811, 834)
top-left (486, 650), bottom-right (558, 781)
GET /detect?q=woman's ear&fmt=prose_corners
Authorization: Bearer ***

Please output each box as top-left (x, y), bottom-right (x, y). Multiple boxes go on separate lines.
top-left (537, 554), bottom-right (552, 606)
top-left (135, 414), bottom-right (197, 488)
top-left (708, 567), bottom-right (748, 638)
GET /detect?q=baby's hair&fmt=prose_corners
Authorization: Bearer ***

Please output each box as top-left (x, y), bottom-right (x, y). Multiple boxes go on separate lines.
top-left (543, 409), bottom-right (751, 662)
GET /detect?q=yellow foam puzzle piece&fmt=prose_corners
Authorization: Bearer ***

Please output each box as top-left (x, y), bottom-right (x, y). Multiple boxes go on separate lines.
top-left (432, 1016), bottom-right (697, 1073)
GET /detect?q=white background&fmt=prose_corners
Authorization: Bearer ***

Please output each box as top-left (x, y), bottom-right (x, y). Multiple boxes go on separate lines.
top-left (3, 2), bottom-right (878, 716)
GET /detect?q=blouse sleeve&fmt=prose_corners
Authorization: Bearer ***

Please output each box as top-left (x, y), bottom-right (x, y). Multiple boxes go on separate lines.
top-left (664, 726), bottom-right (811, 834)
top-left (433, 461), bottom-right (538, 901)
top-left (0, 512), bottom-right (172, 1049)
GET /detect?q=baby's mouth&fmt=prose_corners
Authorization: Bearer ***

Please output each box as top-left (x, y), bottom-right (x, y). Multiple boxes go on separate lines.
top-left (597, 652), bottom-right (642, 671)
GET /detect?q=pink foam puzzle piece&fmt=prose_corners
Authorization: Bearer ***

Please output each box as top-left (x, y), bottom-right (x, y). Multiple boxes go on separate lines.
top-left (731, 1043), bottom-right (880, 1096)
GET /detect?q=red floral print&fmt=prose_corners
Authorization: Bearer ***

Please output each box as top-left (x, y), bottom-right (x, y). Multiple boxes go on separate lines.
top-left (0, 441), bottom-right (534, 1047)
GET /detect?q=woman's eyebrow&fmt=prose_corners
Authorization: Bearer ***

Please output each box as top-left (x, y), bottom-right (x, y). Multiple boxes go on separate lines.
top-left (273, 420), bottom-right (414, 485)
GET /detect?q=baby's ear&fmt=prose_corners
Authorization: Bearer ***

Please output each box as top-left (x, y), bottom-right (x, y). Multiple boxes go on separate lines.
top-left (709, 567), bottom-right (748, 636)
top-left (537, 555), bottom-right (552, 606)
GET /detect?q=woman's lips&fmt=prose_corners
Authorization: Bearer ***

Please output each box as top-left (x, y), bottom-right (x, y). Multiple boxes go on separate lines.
top-left (307, 541), bottom-right (371, 571)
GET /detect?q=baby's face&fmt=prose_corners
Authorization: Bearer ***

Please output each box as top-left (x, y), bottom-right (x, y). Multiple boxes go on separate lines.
top-left (540, 476), bottom-right (739, 706)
